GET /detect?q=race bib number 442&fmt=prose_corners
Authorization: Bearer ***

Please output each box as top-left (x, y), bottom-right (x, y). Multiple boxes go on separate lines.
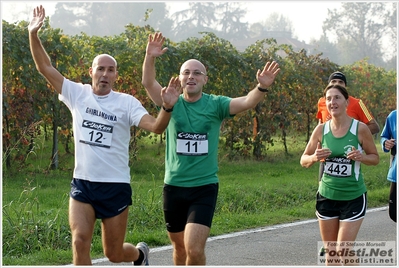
top-left (324, 157), bottom-right (352, 177)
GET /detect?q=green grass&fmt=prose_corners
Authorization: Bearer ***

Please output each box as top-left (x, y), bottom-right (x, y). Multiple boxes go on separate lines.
top-left (2, 134), bottom-right (391, 265)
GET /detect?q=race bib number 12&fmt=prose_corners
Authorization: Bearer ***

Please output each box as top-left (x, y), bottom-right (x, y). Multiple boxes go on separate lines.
top-left (79, 120), bottom-right (113, 148)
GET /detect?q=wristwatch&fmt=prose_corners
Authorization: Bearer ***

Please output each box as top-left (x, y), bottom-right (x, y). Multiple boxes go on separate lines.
top-left (162, 105), bottom-right (173, 112)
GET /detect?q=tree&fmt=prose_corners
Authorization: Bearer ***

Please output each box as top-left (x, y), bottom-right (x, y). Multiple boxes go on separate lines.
top-left (263, 12), bottom-right (294, 35)
top-left (216, 2), bottom-right (249, 41)
top-left (246, 12), bottom-right (296, 49)
top-left (381, 2), bottom-right (397, 70)
top-left (2, 20), bottom-right (38, 169)
top-left (2, 18), bottom-right (75, 170)
top-left (309, 33), bottom-right (340, 63)
top-left (342, 59), bottom-right (397, 126)
top-left (322, 2), bottom-right (395, 66)
top-left (283, 49), bottom-right (338, 143)
top-left (170, 2), bottom-right (218, 41)
top-left (2, 18), bottom-right (397, 170)
top-left (248, 22), bottom-right (264, 38)
top-left (51, 2), bottom-right (172, 37)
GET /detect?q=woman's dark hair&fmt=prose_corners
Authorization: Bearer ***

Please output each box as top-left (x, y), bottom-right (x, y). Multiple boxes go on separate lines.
top-left (323, 84), bottom-right (349, 100)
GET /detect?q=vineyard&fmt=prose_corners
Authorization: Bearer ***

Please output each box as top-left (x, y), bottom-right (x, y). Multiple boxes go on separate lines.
top-left (2, 19), bottom-right (397, 171)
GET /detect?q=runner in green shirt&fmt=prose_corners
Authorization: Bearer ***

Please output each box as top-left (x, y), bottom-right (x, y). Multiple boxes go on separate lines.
top-left (142, 32), bottom-right (280, 265)
top-left (300, 84), bottom-right (379, 265)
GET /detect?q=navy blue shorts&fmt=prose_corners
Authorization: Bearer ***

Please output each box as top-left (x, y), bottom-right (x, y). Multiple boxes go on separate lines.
top-left (70, 178), bottom-right (132, 219)
top-left (163, 183), bottom-right (219, 232)
top-left (316, 192), bottom-right (367, 222)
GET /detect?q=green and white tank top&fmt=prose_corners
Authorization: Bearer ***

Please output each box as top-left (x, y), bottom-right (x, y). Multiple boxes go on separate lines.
top-left (318, 119), bottom-right (367, 201)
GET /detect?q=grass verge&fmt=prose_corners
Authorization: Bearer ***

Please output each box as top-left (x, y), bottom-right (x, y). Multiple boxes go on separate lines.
top-left (2, 135), bottom-right (391, 265)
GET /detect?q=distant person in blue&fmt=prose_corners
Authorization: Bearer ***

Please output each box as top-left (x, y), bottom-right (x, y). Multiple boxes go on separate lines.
top-left (380, 110), bottom-right (397, 222)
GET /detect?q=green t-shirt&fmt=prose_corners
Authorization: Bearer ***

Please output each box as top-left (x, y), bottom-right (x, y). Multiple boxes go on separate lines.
top-left (319, 119), bottom-right (367, 200)
top-left (164, 93), bottom-right (233, 187)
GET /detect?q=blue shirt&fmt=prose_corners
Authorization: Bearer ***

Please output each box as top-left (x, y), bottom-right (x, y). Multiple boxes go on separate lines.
top-left (380, 110), bottom-right (397, 183)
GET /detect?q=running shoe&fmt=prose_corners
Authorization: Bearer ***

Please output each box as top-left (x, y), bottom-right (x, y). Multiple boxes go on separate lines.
top-left (134, 242), bottom-right (149, 266)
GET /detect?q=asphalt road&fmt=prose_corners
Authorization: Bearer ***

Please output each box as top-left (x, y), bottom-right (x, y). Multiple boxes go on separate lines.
top-left (86, 206), bottom-right (396, 266)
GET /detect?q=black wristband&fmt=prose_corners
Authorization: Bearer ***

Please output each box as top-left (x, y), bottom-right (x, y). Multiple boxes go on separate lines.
top-left (257, 86), bottom-right (268, 93)
top-left (162, 105), bottom-right (173, 112)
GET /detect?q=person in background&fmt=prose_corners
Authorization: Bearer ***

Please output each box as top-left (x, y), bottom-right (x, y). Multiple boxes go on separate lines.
top-left (316, 71), bottom-right (380, 135)
top-left (29, 6), bottom-right (180, 265)
top-left (380, 110), bottom-right (397, 222)
top-left (142, 32), bottom-right (280, 265)
top-left (301, 84), bottom-right (379, 265)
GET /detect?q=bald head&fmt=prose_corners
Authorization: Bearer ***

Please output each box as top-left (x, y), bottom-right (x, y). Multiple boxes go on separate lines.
top-left (180, 59), bottom-right (206, 75)
top-left (92, 54), bottom-right (117, 68)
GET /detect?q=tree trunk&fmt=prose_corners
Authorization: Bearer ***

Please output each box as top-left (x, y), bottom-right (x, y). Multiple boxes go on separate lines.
top-left (51, 119), bottom-right (59, 170)
top-left (50, 95), bottom-right (59, 170)
top-left (3, 113), bottom-right (11, 169)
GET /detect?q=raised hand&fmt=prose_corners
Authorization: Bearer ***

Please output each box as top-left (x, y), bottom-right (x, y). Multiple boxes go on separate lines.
top-left (161, 77), bottom-right (181, 108)
top-left (146, 32), bottom-right (168, 58)
top-left (347, 146), bottom-right (362, 162)
top-left (316, 142), bottom-right (331, 162)
top-left (256, 61), bottom-right (280, 88)
top-left (28, 5), bottom-right (45, 34)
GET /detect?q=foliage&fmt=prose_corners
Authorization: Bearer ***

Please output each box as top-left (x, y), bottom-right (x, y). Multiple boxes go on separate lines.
top-left (273, 47), bottom-right (339, 146)
top-left (4, 2), bottom-right (396, 69)
top-left (3, 20), bottom-right (45, 169)
top-left (2, 19), bottom-right (397, 170)
top-left (46, 2), bottom-right (396, 69)
top-left (342, 59), bottom-right (397, 126)
top-left (261, 12), bottom-right (294, 34)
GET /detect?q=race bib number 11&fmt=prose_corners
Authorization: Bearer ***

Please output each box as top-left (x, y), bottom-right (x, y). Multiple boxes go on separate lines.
top-left (176, 132), bottom-right (208, 156)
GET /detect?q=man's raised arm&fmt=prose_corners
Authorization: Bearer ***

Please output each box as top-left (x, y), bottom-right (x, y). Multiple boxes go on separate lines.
top-left (142, 32), bottom-right (169, 106)
top-left (28, 5), bottom-right (64, 94)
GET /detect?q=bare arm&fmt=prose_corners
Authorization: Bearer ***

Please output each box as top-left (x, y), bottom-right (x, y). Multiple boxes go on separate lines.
top-left (366, 118), bottom-right (380, 135)
top-left (229, 61), bottom-right (280, 115)
top-left (348, 123), bottom-right (379, 166)
top-left (28, 5), bottom-right (64, 94)
top-left (138, 77), bottom-right (180, 134)
top-left (300, 124), bottom-right (332, 168)
top-left (141, 32), bottom-right (168, 106)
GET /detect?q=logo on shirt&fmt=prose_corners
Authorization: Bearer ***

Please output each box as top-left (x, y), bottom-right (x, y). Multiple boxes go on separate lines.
top-left (82, 120), bottom-right (113, 133)
top-left (85, 107), bottom-right (117, 122)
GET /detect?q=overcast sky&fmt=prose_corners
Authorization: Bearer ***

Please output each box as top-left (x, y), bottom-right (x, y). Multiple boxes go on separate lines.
top-left (0, 1), bottom-right (386, 44)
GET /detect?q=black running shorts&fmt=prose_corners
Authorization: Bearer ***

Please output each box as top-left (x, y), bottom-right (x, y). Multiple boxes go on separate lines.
top-left (163, 183), bottom-right (219, 232)
top-left (70, 178), bottom-right (132, 219)
top-left (316, 191), bottom-right (367, 222)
